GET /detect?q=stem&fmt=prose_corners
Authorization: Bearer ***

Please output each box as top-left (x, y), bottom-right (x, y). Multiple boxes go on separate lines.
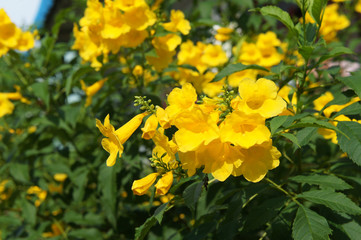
top-left (264, 177), bottom-right (301, 206)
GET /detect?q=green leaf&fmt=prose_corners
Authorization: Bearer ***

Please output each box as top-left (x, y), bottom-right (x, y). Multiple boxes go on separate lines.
top-left (98, 164), bottom-right (117, 228)
top-left (292, 205), bottom-right (332, 240)
top-left (270, 116), bottom-right (289, 135)
top-left (297, 190), bottom-right (361, 215)
top-left (333, 102), bottom-right (361, 118)
top-left (309, 0), bottom-right (327, 25)
top-left (212, 63), bottom-right (268, 82)
top-left (289, 174), bottom-right (352, 190)
top-left (68, 228), bottom-right (102, 239)
top-left (296, 127), bottom-right (317, 146)
top-left (342, 221), bottom-right (361, 240)
top-left (280, 133), bottom-right (301, 148)
top-left (319, 47), bottom-right (354, 64)
top-left (31, 82), bottom-right (50, 108)
top-left (259, 6), bottom-right (296, 34)
top-left (183, 181), bottom-right (203, 211)
top-left (134, 203), bottom-right (168, 240)
top-left (337, 121), bottom-right (361, 166)
top-left (66, 66), bottom-right (94, 95)
top-left (286, 117), bottom-right (342, 134)
top-left (9, 163), bottom-right (30, 183)
top-left (154, 202), bottom-right (168, 224)
top-left (22, 200), bottom-right (37, 226)
top-left (337, 72), bottom-right (361, 99)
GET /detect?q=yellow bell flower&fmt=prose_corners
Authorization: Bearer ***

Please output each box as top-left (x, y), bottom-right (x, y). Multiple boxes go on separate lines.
top-left (80, 78), bottom-right (108, 107)
top-left (131, 172), bottom-right (159, 195)
top-left (163, 10), bottom-right (191, 35)
top-left (96, 113), bottom-right (147, 166)
top-left (201, 44), bottom-right (228, 67)
top-left (155, 171), bottom-right (174, 195)
top-left (141, 114), bottom-right (158, 139)
top-left (232, 78), bottom-right (286, 118)
top-left (232, 140), bottom-right (281, 182)
top-left (156, 107), bottom-right (171, 129)
top-left (165, 83), bottom-right (197, 120)
top-left (0, 95), bottom-right (14, 118)
top-left (220, 110), bottom-right (270, 149)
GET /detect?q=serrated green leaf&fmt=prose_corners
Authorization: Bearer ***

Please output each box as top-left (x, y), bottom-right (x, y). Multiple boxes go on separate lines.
top-left (296, 127), bottom-right (317, 146)
top-left (289, 174), bottom-right (352, 190)
top-left (342, 221), bottom-right (361, 240)
top-left (270, 116), bottom-right (289, 135)
top-left (281, 133), bottom-right (301, 148)
top-left (183, 181), bottom-right (203, 211)
top-left (154, 203), bottom-right (168, 224)
top-left (297, 190), bottom-right (361, 215)
top-left (212, 63), bottom-right (268, 82)
top-left (292, 205), bottom-right (332, 240)
top-left (309, 0), bottom-right (327, 25)
top-left (319, 47), bottom-right (354, 64)
top-left (337, 121), bottom-right (361, 166)
top-left (134, 203), bottom-right (168, 240)
top-left (259, 6), bottom-right (296, 34)
top-left (333, 102), bottom-right (361, 118)
top-left (31, 81), bottom-right (50, 108)
top-left (337, 72), bottom-right (361, 99)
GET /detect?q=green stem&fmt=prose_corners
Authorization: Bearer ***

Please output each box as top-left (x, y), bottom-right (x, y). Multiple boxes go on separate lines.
top-left (264, 177), bottom-right (301, 206)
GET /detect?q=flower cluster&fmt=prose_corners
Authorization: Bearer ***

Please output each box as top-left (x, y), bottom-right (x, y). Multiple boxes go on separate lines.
top-left (0, 9), bottom-right (35, 57)
top-left (171, 40), bottom-right (228, 96)
top-left (97, 77), bottom-right (286, 196)
top-left (73, 0), bottom-right (191, 70)
top-left (72, 0), bottom-right (157, 69)
top-left (306, 3), bottom-right (350, 42)
top-left (236, 31), bottom-right (285, 68)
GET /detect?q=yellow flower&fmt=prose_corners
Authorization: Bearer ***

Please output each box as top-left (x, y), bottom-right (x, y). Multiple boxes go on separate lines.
top-left (220, 110), bottom-right (270, 149)
top-left (232, 141), bottom-right (281, 182)
top-left (54, 173), bottom-right (68, 182)
top-left (152, 33), bottom-right (182, 52)
top-left (156, 107), bottom-right (171, 129)
top-left (146, 47), bottom-right (175, 72)
top-left (165, 83), bottom-right (197, 120)
top-left (215, 27), bottom-right (233, 42)
top-left (227, 69), bottom-right (258, 88)
top-left (0, 180), bottom-right (12, 200)
top-left (238, 42), bottom-right (262, 65)
top-left (357, 0), bottom-right (361, 13)
top-left (201, 44), bottom-right (228, 67)
top-left (42, 223), bottom-right (64, 238)
top-left (132, 172), bottom-right (159, 195)
top-left (123, 4), bottom-right (156, 31)
top-left (132, 65), bottom-right (143, 76)
top-left (96, 113), bottom-right (147, 166)
top-left (232, 78), bottom-right (286, 118)
top-left (163, 10), bottom-right (191, 35)
top-left (0, 95), bottom-right (14, 117)
top-left (114, 0), bottom-right (147, 12)
top-left (256, 31), bottom-right (281, 53)
top-left (16, 31), bottom-right (35, 51)
top-left (174, 108), bottom-right (219, 152)
top-left (141, 114), bottom-right (158, 139)
top-left (155, 171), bottom-right (173, 195)
top-left (152, 128), bottom-right (178, 169)
top-left (27, 186), bottom-right (47, 207)
top-left (80, 78), bottom-right (108, 107)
